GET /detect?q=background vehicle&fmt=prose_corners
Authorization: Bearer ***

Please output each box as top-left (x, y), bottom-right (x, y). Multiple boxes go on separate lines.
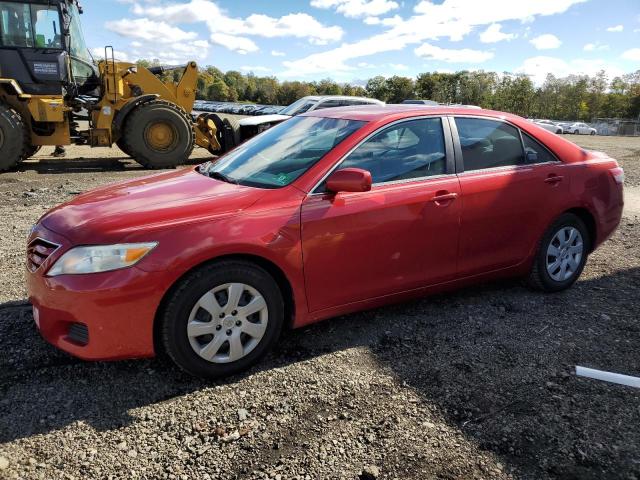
top-left (533, 119), bottom-right (563, 134)
top-left (0, 0), bottom-right (223, 171)
top-left (237, 95), bottom-right (384, 142)
top-left (568, 122), bottom-right (597, 135)
top-left (402, 99), bottom-right (439, 105)
top-left (27, 105), bottom-right (624, 378)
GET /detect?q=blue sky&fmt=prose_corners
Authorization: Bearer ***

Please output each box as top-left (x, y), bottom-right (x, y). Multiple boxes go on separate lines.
top-left (82, 0), bottom-right (640, 85)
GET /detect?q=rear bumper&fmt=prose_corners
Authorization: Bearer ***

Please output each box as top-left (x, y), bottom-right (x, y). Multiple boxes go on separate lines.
top-left (25, 226), bottom-right (165, 361)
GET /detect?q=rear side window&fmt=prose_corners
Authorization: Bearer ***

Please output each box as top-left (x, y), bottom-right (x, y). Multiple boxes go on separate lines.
top-left (522, 132), bottom-right (556, 164)
top-left (455, 118), bottom-right (524, 171)
top-left (340, 117), bottom-right (447, 184)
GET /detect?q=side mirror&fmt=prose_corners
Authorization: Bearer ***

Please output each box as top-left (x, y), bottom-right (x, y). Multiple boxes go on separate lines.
top-left (526, 151), bottom-right (538, 163)
top-left (326, 168), bottom-right (372, 193)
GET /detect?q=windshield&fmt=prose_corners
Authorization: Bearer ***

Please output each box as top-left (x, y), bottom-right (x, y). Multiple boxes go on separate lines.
top-left (0, 2), bottom-right (62, 49)
top-left (67, 3), bottom-right (95, 82)
top-left (207, 116), bottom-right (365, 189)
top-left (279, 98), bottom-right (318, 116)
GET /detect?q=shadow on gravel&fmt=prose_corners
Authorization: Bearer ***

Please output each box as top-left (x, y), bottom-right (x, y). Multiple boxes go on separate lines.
top-left (14, 156), bottom-right (205, 174)
top-left (1, 267), bottom-right (639, 478)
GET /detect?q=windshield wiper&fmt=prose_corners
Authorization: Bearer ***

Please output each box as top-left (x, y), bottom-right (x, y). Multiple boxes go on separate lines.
top-left (208, 170), bottom-right (238, 185)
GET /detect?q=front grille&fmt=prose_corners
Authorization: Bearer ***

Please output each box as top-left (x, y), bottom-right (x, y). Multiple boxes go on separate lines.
top-left (67, 323), bottom-right (89, 346)
top-left (26, 238), bottom-right (60, 273)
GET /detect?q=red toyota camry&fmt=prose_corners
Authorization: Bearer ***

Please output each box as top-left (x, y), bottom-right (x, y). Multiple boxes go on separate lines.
top-left (26, 106), bottom-right (624, 378)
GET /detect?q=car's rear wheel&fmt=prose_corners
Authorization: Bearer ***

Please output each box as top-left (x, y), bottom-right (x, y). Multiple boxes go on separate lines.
top-left (161, 260), bottom-right (284, 378)
top-left (528, 213), bottom-right (590, 292)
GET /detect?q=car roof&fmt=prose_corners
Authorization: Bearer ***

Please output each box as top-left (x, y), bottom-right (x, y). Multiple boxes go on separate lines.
top-left (302, 104), bottom-right (520, 122)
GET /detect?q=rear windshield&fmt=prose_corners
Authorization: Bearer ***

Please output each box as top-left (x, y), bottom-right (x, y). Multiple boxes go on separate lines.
top-left (207, 116), bottom-right (365, 189)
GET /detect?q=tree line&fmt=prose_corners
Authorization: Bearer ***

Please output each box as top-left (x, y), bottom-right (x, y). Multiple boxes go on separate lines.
top-left (137, 60), bottom-right (640, 121)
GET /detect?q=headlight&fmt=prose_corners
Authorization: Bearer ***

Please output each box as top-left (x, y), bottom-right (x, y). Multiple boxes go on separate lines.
top-left (47, 242), bottom-right (158, 276)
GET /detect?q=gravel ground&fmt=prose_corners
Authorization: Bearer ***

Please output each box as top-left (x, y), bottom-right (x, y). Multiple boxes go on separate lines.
top-left (0, 137), bottom-right (639, 480)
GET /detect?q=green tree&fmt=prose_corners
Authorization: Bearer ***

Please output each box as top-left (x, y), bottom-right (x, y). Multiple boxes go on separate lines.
top-left (366, 75), bottom-right (389, 101)
top-left (384, 76), bottom-right (415, 103)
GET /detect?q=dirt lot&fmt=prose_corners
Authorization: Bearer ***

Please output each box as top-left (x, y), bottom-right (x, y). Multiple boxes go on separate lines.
top-left (0, 136), bottom-right (639, 480)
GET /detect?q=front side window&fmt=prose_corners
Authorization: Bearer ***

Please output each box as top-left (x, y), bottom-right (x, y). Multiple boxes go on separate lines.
top-left (455, 117), bottom-right (524, 171)
top-left (207, 116), bottom-right (364, 188)
top-left (0, 2), bottom-right (61, 49)
top-left (522, 132), bottom-right (556, 164)
top-left (339, 117), bottom-right (447, 184)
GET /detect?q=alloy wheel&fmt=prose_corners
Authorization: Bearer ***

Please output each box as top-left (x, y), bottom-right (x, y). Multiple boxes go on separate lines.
top-left (546, 226), bottom-right (584, 282)
top-left (187, 283), bottom-right (268, 364)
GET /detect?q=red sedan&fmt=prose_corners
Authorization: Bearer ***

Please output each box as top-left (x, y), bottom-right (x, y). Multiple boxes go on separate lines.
top-left (26, 106), bottom-right (624, 378)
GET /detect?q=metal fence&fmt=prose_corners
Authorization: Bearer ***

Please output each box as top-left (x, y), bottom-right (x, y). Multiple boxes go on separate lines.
top-left (591, 118), bottom-right (640, 136)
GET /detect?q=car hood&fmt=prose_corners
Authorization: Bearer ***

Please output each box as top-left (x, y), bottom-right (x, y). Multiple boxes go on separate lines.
top-left (41, 168), bottom-right (266, 243)
top-left (238, 114), bottom-right (291, 126)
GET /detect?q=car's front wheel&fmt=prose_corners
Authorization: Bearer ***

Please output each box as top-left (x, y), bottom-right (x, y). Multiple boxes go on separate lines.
top-left (528, 213), bottom-right (590, 292)
top-left (161, 260), bottom-right (284, 378)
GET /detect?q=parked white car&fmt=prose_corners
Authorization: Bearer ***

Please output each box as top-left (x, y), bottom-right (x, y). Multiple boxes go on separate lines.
top-left (567, 122), bottom-right (597, 135)
top-left (533, 120), bottom-right (563, 134)
top-left (238, 95), bottom-right (384, 142)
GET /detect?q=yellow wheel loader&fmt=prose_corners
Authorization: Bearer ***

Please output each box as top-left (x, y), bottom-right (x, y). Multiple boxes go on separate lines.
top-left (0, 0), bottom-right (231, 171)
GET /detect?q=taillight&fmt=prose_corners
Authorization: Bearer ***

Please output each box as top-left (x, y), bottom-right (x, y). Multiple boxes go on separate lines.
top-left (609, 167), bottom-right (625, 185)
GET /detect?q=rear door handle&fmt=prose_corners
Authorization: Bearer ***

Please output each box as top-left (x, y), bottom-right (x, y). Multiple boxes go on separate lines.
top-left (431, 192), bottom-right (458, 203)
top-left (544, 175), bottom-right (564, 184)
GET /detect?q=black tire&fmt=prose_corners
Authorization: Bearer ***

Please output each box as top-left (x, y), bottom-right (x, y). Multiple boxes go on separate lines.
top-left (0, 104), bottom-right (27, 171)
top-left (160, 260), bottom-right (285, 379)
top-left (115, 138), bottom-right (132, 158)
top-left (573, 130), bottom-right (579, 135)
top-left (590, 131), bottom-right (596, 136)
top-left (121, 100), bottom-right (194, 169)
top-left (223, 116), bottom-right (241, 148)
top-left (527, 213), bottom-right (590, 292)
top-left (23, 145), bottom-right (41, 160)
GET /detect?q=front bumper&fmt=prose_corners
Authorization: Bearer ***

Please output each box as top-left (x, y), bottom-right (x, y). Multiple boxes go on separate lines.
top-left (26, 226), bottom-right (165, 361)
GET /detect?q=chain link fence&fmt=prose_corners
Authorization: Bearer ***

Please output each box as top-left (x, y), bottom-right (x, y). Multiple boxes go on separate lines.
top-left (591, 118), bottom-right (640, 136)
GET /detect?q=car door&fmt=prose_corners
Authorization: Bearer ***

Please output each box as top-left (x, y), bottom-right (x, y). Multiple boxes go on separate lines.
top-left (451, 116), bottom-right (569, 277)
top-left (300, 117), bottom-right (461, 312)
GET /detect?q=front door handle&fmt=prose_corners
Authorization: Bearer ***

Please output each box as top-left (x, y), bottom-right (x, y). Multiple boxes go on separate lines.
top-left (544, 175), bottom-right (564, 184)
top-left (431, 191), bottom-right (458, 204)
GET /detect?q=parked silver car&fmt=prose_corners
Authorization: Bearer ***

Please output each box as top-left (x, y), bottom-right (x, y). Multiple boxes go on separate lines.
top-left (567, 122), bottom-right (597, 135)
top-left (532, 119), bottom-right (563, 134)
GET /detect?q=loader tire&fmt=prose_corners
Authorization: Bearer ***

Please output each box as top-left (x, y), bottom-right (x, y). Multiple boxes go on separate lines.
top-left (23, 145), bottom-right (41, 159)
top-left (0, 104), bottom-right (27, 171)
top-left (121, 100), bottom-right (194, 169)
top-left (115, 139), bottom-right (131, 157)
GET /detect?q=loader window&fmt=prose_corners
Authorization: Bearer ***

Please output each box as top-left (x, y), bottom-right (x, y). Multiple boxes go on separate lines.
top-left (0, 2), bottom-right (62, 49)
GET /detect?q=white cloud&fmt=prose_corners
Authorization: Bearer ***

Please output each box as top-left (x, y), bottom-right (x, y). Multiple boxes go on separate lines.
top-left (479, 23), bottom-right (516, 43)
top-left (621, 48), bottom-right (640, 61)
top-left (415, 42), bottom-right (494, 63)
top-left (516, 56), bottom-right (624, 85)
top-left (389, 63), bottom-right (409, 70)
top-left (310, 0), bottom-right (399, 19)
top-left (240, 66), bottom-right (271, 72)
top-left (530, 33), bottom-right (561, 50)
top-left (105, 18), bottom-right (198, 43)
top-left (129, 0), bottom-right (344, 52)
top-left (583, 42), bottom-right (609, 52)
top-left (271, 50), bottom-right (286, 57)
top-left (606, 24), bottom-right (623, 32)
top-left (90, 47), bottom-right (130, 62)
top-left (282, 0), bottom-right (585, 77)
top-left (210, 33), bottom-right (258, 54)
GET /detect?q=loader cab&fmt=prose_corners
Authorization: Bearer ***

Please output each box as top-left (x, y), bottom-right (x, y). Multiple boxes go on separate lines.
top-left (0, 0), bottom-right (98, 95)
